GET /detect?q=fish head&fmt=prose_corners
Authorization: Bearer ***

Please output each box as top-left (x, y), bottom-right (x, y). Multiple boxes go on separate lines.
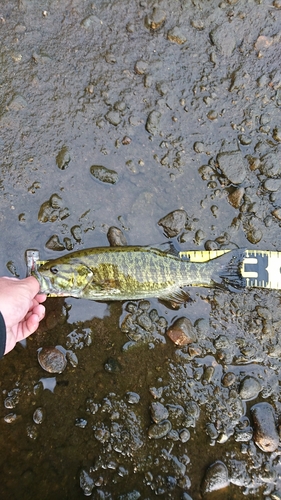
top-left (33, 260), bottom-right (94, 297)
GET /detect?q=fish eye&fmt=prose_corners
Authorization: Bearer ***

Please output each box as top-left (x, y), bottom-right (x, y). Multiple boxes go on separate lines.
top-left (50, 266), bottom-right (59, 275)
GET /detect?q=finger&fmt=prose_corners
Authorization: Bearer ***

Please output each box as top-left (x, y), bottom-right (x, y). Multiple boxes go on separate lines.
top-left (36, 293), bottom-right (47, 303)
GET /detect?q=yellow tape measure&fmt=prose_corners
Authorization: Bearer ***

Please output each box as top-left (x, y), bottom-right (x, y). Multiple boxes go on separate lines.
top-left (180, 249), bottom-right (281, 290)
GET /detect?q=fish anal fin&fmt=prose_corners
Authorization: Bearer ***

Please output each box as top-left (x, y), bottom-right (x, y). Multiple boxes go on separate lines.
top-left (159, 289), bottom-right (192, 309)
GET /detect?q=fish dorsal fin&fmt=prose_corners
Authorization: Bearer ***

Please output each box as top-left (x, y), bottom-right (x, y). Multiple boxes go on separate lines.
top-left (151, 241), bottom-right (181, 258)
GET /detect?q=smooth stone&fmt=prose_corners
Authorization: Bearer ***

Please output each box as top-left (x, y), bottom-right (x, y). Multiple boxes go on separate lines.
top-left (105, 110), bottom-right (121, 126)
top-left (239, 376), bottom-right (262, 400)
top-left (201, 461), bottom-right (229, 494)
top-left (148, 419), bottom-right (172, 439)
top-left (251, 402), bottom-right (279, 452)
top-left (107, 226), bottom-right (127, 246)
top-left (228, 187), bottom-right (244, 208)
top-left (145, 110), bottom-right (161, 135)
top-left (90, 165), bottom-right (118, 184)
top-left (167, 27), bottom-right (187, 44)
top-left (38, 346), bottom-right (67, 374)
top-left (167, 317), bottom-right (197, 346)
top-left (264, 178), bottom-right (281, 192)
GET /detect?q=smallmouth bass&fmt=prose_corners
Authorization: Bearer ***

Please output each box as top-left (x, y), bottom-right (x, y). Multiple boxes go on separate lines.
top-left (26, 244), bottom-right (246, 303)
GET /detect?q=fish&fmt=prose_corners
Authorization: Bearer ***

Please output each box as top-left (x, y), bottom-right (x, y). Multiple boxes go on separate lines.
top-left (26, 244), bottom-right (246, 304)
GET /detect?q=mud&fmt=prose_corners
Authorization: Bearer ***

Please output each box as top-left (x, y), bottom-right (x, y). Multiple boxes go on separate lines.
top-left (1, 0), bottom-right (281, 498)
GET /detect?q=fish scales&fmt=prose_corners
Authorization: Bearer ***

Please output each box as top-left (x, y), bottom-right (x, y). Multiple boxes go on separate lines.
top-left (30, 246), bottom-right (246, 301)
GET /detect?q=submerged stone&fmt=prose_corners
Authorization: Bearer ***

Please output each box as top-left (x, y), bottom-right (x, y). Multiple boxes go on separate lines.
top-left (38, 346), bottom-right (67, 374)
top-left (90, 165), bottom-right (119, 184)
top-left (217, 151), bottom-right (246, 185)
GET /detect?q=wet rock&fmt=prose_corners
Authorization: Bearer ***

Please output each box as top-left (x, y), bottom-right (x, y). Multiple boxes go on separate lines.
top-left (238, 134), bottom-right (252, 146)
top-left (104, 357), bottom-right (122, 373)
top-left (90, 165), bottom-right (119, 184)
top-left (134, 60), bottom-right (148, 75)
top-left (146, 110), bottom-right (161, 135)
top-left (145, 8), bottom-right (166, 30)
top-left (217, 151), bottom-right (246, 185)
top-left (45, 235), bottom-right (65, 251)
top-left (148, 419), bottom-right (172, 439)
top-left (210, 25), bottom-right (236, 56)
top-left (137, 312), bottom-right (153, 332)
top-left (71, 225), bottom-right (83, 243)
top-left (105, 110), bottom-right (121, 126)
top-left (228, 187), bottom-right (244, 208)
top-left (273, 127), bottom-right (281, 142)
top-left (33, 407), bottom-right (44, 424)
top-left (167, 27), bottom-right (187, 44)
top-left (251, 402), bottom-right (279, 452)
top-left (158, 209), bottom-right (188, 237)
top-left (38, 346), bottom-right (67, 374)
top-left (126, 392), bottom-right (140, 404)
top-left (75, 418), bottom-right (87, 428)
top-left (239, 376), bottom-right (261, 401)
top-left (201, 461), bottom-right (229, 494)
top-left (272, 208), bottom-right (281, 220)
top-left (166, 317), bottom-right (197, 346)
top-left (6, 261), bottom-right (19, 277)
top-left (150, 402), bottom-right (169, 424)
top-left (66, 350), bottom-right (78, 368)
top-left (81, 15), bottom-right (102, 30)
top-left (4, 413), bottom-right (18, 424)
top-left (245, 226), bottom-right (263, 244)
top-left (107, 226), bottom-right (127, 246)
top-left (80, 469), bottom-right (95, 496)
top-left (56, 145), bottom-right (71, 170)
top-left (264, 178), bottom-right (281, 192)
top-left (222, 372), bottom-right (236, 387)
top-left (260, 152), bottom-right (281, 177)
top-left (118, 491), bottom-right (141, 500)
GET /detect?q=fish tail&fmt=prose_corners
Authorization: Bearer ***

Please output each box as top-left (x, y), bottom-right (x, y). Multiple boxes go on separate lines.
top-left (209, 249), bottom-right (246, 291)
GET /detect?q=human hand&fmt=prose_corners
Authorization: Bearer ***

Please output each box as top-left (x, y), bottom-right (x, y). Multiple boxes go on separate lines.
top-left (0, 277), bottom-right (46, 355)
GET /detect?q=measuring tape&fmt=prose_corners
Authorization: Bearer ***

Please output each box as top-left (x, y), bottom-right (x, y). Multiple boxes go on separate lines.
top-left (179, 249), bottom-right (281, 290)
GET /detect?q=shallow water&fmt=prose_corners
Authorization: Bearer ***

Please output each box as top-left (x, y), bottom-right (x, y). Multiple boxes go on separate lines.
top-left (1, 0), bottom-right (281, 498)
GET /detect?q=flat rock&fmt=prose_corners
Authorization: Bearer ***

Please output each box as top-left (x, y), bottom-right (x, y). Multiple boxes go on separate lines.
top-left (217, 151), bottom-right (246, 185)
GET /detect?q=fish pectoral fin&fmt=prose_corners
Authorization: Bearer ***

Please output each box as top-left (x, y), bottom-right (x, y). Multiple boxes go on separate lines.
top-left (158, 288), bottom-right (192, 308)
top-left (211, 249), bottom-right (246, 291)
top-left (150, 241), bottom-right (181, 258)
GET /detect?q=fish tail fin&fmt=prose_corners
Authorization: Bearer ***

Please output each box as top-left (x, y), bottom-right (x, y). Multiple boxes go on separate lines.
top-left (210, 249), bottom-right (246, 291)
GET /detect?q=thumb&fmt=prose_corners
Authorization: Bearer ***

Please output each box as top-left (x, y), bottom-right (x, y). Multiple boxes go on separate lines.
top-left (21, 276), bottom-right (40, 297)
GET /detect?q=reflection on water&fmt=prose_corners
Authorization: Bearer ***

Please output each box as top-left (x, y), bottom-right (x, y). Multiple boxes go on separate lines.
top-left (65, 297), bottom-right (109, 323)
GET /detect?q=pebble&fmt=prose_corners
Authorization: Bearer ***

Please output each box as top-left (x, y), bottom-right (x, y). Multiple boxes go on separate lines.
top-left (66, 350), bottom-right (78, 368)
top-left (158, 209), bottom-right (188, 237)
top-left (201, 460), bottom-right (229, 494)
top-left (260, 152), bottom-right (281, 177)
top-left (166, 317), bottom-right (197, 346)
top-left (222, 372), bottom-right (236, 387)
top-left (245, 226), bottom-right (263, 244)
top-left (45, 234), bottom-right (65, 251)
top-left (264, 178), bottom-right (281, 192)
top-left (148, 419), bottom-right (172, 439)
top-left (239, 376), bottom-right (262, 400)
top-left (56, 145), bottom-right (71, 170)
top-left (146, 8), bottom-right (166, 30)
top-left (126, 392), bottom-right (140, 404)
top-left (4, 413), bottom-right (18, 424)
top-left (167, 27), bottom-right (187, 44)
top-left (217, 151), bottom-right (246, 184)
top-left (71, 225), bottom-right (83, 243)
top-left (33, 407), bottom-right (44, 425)
top-left (134, 60), bottom-right (148, 75)
top-left (228, 187), bottom-right (244, 208)
top-left (38, 346), bottom-right (67, 374)
top-left (80, 469), bottom-right (95, 496)
top-left (75, 418), bottom-right (88, 428)
top-left (150, 402), bottom-right (169, 424)
top-left (107, 226), bottom-right (127, 246)
top-left (145, 110), bottom-right (161, 135)
top-left (90, 165), bottom-right (119, 184)
top-left (250, 402), bottom-right (279, 452)
top-left (105, 110), bottom-right (121, 126)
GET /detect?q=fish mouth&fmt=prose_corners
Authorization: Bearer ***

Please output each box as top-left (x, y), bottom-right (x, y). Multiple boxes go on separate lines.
top-left (34, 270), bottom-right (61, 295)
